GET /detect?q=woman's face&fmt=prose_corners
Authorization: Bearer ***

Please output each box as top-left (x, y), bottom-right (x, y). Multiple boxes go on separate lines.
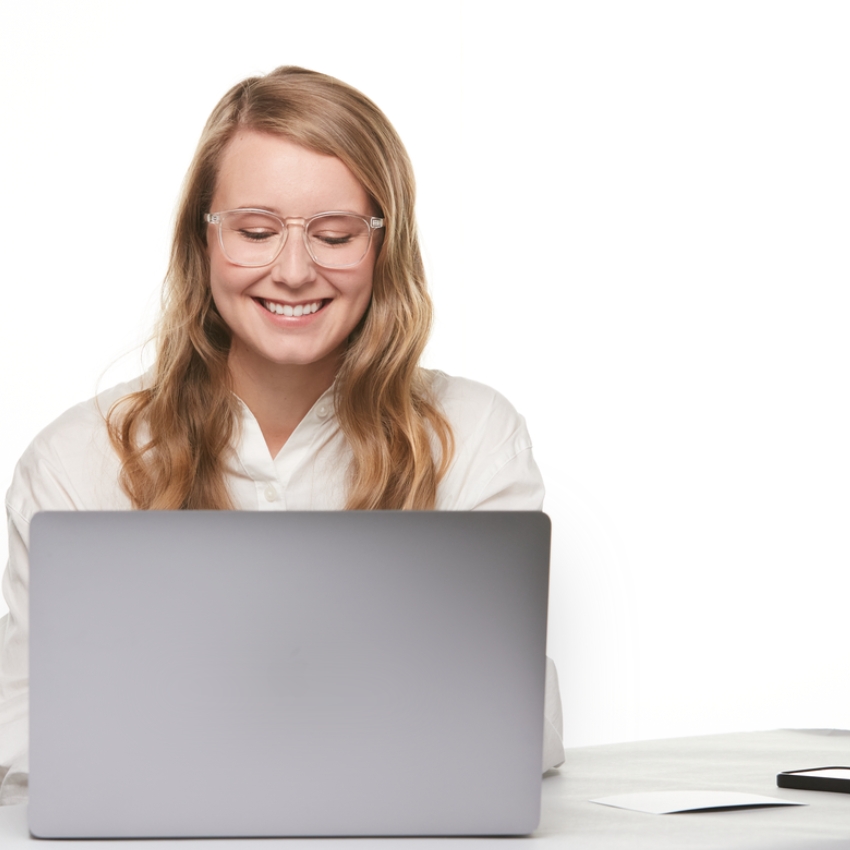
top-left (207, 130), bottom-right (376, 376)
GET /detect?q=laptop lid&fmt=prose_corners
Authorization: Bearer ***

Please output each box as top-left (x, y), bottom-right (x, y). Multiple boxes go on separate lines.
top-left (29, 510), bottom-right (550, 838)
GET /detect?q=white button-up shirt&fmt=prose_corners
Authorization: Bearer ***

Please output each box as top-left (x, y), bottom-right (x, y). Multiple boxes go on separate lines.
top-left (0, 370), bottom-right (564, 804)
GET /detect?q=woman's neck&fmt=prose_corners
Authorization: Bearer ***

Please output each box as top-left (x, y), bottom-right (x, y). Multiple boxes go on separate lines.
top-left (227, 343), bottom-right (342, 458)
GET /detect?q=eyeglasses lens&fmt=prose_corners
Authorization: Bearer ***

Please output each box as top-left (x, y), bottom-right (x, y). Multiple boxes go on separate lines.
top-left (219, 212), bottom-right (371, 268)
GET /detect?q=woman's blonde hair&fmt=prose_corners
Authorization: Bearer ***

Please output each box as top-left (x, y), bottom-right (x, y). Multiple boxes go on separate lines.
top-left (108, 66), bottom-right (453, 510)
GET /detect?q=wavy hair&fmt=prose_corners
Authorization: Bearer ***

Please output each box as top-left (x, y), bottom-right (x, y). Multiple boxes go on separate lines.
top-left (108, 66), bottom-right (453, 510)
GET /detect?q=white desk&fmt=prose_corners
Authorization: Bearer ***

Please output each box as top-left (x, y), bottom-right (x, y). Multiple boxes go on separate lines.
top-left (2, 729), bottom-right (849, 848)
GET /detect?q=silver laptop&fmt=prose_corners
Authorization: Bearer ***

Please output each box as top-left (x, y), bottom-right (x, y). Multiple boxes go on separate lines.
top-left (29, 510), bottom-right (551, 838)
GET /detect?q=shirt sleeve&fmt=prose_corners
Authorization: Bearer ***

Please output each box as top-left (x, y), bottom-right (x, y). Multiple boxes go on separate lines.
top-left (0, 502), bottom-right (30, 805)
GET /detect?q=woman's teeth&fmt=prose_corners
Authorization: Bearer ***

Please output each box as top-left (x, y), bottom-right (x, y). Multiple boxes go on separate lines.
top-left (262, 299), bottom-right (323, 317)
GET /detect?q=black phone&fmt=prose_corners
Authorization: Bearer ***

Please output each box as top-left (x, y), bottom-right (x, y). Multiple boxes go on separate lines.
top-left (777, 767), bottom-right (850, 794)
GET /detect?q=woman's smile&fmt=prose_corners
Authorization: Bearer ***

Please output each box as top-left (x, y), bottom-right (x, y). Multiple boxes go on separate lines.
top-left (257, 297), bottom-right (328, 318)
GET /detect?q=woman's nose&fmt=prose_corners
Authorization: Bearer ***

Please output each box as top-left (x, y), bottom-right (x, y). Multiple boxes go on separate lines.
top-left (271, 223), bottom-right (316, 288)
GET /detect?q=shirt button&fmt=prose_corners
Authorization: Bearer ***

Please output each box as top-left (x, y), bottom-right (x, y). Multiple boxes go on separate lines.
top-left (317, 404), bottom-right (329, 419)
top-left (264, 484), bottom-right (278, 502)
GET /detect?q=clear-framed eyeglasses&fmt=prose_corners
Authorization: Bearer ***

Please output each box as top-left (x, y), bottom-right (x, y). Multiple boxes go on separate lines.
top-left (204, 209), bottom-right (384, 269)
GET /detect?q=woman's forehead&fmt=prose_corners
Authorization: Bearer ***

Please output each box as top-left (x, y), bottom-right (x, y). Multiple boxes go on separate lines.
top-left (213, 130), bottom-right (370, 217)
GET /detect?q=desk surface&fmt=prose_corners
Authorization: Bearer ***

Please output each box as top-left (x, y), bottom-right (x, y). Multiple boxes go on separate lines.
top-left (2, 729), bottom-right (849, 848)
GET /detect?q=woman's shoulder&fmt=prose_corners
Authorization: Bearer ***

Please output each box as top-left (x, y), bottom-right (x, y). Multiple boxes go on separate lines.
top-left (7, 375), bottom-right (146, 518)
top-left (424, 369), bottom-right (529, 439)
top-left (25, 375), bottom-right (146, 456)
top-left (422, 370), bottom-right (544, 510)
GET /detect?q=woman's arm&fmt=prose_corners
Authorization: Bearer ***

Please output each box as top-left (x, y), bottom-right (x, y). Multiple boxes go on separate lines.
top-left (469, 445), bottom-right (565, 772)
top-left (0, 385), bottom-right (133, 805)
top-left (433, 373), bottom-right (565, 771)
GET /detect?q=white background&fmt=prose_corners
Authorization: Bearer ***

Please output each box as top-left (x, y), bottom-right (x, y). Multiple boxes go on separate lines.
top-left (1, 1), bottom-right (848, 747)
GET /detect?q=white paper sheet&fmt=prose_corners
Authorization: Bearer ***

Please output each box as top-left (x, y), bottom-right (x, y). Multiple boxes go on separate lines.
top-left (590, 790), bottom-right (806, 815)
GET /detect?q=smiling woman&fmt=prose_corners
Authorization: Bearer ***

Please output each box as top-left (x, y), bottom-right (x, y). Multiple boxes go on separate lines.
top-left (205, 134), bottom-right (379, 457)
top-left (106, 68), bottom-right (452, 512)
top-left (0, 66), bottom-right (564, 805)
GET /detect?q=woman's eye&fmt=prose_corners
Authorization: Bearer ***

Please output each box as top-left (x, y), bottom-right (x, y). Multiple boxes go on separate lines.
top-left (237, 229), bottom-right (276, 242)
top-left (314, 233), bottom-right (353, 246)
top-left (310, 227), bottom-right (357, 246)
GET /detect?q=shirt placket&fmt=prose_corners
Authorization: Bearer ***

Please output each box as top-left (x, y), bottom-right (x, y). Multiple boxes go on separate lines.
top-left (271, 398), bottom-right (333, 509)
top-left (231, 401), bottom-right (285, 510)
